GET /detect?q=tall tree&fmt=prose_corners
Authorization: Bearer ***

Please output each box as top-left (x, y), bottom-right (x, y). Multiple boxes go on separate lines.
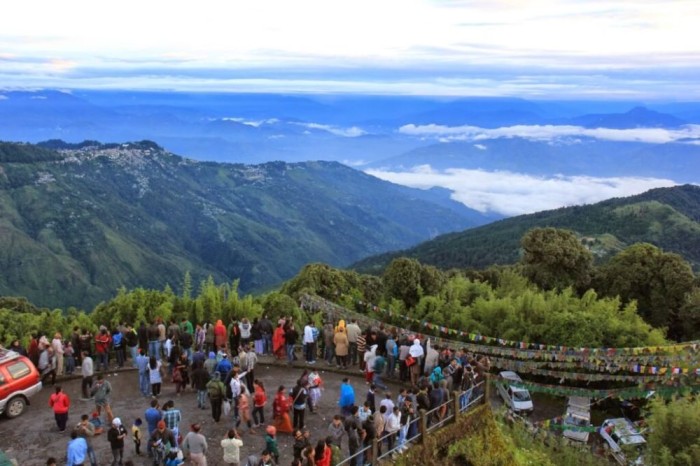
top-left (595, 243), bottom-right (695, 338)
top-left (521, 228), bottom-right (593, 292)
top-left (383, 258), bottom-right (422, 309)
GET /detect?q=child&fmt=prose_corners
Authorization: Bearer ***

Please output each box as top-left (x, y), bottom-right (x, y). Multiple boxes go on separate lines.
top-left (238, 385), bottom-right (255, 433)
top-left (264, 425), bottom-right (279, 464)
top-left (132, 418), bottom-right (143, 455)
top-left (89, 410), bottom-right (104, 435)
top-left (358, 401), bottom-right (372, 422)
top-left (307, 369), bottom-right (323, 413)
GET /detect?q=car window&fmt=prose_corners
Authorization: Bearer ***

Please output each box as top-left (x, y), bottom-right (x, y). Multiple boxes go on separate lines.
top-left (7, 361), bottom-right (31, 379)
top-left (0, 373), bottom-right (5, 385)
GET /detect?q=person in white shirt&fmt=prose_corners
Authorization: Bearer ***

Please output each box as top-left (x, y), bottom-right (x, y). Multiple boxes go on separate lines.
top-left (81, 352), bottom-right (94, 399)
top-left (379, 392), bottom-right (395, 416)
top-left (221, 428), bottom-right (243, 465)
top-left (408, 339), bottom-right (424, 386)
top-left (385, 406), bottom-right (401, 452)
top-left (303, 320), bottom-right (317, 364)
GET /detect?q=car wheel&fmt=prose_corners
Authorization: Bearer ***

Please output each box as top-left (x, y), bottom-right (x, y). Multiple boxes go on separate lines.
top-left (5, 397), bottom-right (26, 418)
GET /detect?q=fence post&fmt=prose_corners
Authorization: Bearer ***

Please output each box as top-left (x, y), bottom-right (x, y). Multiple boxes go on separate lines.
top-left (418, 409), bottom-right (428, 444)
top-left (372, 437), bottom-right (379, 464)
top-left (484, 374), bottom-right (491, 404)
top-left (452, 390), bottom-right (461, 420)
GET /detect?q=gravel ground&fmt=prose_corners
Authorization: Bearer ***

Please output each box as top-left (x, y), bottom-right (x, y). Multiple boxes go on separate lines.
top-left (0, 355), bottom-right (405, 466)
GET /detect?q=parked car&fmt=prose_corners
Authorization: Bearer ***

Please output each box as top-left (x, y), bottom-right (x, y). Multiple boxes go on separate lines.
top-left (562, 396), bottom-right (592, 443)
top-left (599, 417), bottom-right (646, 465)
top-left (0, 348), bottom-right (42, 418)
top-left (496, 371), bottom-right (533, 414)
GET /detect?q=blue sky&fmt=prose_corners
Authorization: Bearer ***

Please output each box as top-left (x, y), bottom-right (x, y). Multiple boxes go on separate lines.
top-left (2, 0), bottom-right (699, 99)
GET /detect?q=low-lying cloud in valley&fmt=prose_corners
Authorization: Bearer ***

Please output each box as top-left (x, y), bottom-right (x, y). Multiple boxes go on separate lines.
top-left (366, 165), bottom-right (678, 216)
top-left (399, 123), bottom-right (700, 145)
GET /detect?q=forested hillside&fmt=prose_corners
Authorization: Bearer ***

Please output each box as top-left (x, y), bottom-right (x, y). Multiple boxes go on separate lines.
top-left (0, 140), bottom-right (488, 309)
top-left (352, 184), bottom-right (700, 274)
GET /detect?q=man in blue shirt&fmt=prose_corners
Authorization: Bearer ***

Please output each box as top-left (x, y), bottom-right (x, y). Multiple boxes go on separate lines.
top-left (338, 378), bottom-right (355, 417)
top-left (144, 399), bottom-right (162, 457)
top-left (66, 430), bottom-right (88, 466)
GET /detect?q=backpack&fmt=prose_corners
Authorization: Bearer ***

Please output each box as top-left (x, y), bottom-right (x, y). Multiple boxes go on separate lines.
top-left (208, 380), bottom-right (224, 400)
top-left (374, 356), bottom-right (386, 373)
top-left (112, 333), bottom-right (123, 347)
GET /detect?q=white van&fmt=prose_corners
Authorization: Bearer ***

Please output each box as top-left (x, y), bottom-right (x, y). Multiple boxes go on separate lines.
top-left (496, 371), bottom-right (533, 414)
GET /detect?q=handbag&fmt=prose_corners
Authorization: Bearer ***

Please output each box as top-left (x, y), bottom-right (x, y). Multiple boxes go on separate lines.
top-left (223, 399), bottom-right (231, 416)
top-left (406, 355), bottom-right (416, 367)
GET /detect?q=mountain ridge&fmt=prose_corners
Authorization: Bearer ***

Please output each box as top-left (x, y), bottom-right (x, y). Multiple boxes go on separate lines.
top-left (351, 184), bottom-right (700, 274)
top-left (0, 140), bottom-right (490, 309)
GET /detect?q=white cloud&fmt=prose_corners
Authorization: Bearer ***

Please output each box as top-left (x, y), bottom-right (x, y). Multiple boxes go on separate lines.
top-left (342, 159), bottom-right (371, 167)
top-left (474, 144), bottom-right (487, 150)
top-left (399, 123), bottom-right (700, 145)
top-left (365, 165), bottom-right (677, 216)
top-left (294, 122), bottom-right (366, 138)
top-left (0, 95), bottom-right (8, 100)
top-left (221, 117), bottom-right (279, 127)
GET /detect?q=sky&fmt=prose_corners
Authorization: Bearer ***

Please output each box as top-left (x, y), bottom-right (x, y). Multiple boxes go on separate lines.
top-left (2, 0), bottom-right (698, 216)
top-left (2, 0), bottom-right (699, 99)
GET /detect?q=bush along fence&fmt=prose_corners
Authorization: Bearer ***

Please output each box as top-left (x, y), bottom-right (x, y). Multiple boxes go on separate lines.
top-left (336, 379), bottom-right (488, 466)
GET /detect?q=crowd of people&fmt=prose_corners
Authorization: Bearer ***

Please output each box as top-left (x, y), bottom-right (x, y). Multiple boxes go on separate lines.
top-left (6, 314), bottom-right (488, 466)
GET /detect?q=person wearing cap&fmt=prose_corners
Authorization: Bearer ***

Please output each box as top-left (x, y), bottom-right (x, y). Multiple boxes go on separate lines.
top-left (150, 420), bottom-right (176, 465)
top-left (182, 423), bottom-right (208, 466)
top-left (107, 417), bottom-right (128, 466)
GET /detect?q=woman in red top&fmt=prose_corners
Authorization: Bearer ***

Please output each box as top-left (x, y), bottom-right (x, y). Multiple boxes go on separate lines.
top-left (49, 385), bottom-right (70, 432)
top-left (253, 379), bottom-right (268, 427)
top-left (314, 439), bottom-right (332, 466)
top-left (271, 385), bottom-right (293, 434)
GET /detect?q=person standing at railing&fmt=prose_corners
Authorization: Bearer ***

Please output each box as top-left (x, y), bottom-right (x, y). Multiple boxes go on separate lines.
top-left (385, 406), bottom-right (401, 453)
top-left (398, 338), bottom-right (410, 382)
top-left (398, 396), bottom-right (413, 453)
top-left (408, 339), bottom-right (424, 387)
top-left (344, 406), bottom-right (362, 466)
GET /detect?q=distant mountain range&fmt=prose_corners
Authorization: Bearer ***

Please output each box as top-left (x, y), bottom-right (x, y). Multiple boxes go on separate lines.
top-left (352, 184), bottom-right (700, 274)
top-left (366, 137), bottom-right (700, 182)
top-left (0, 140), bottom-right (493, 309)
top-left (2, 90), bottom-right (699, 168)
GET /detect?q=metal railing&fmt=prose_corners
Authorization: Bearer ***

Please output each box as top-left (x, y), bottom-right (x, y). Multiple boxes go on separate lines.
top-left (336, 379), bottom-right (486, 465)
